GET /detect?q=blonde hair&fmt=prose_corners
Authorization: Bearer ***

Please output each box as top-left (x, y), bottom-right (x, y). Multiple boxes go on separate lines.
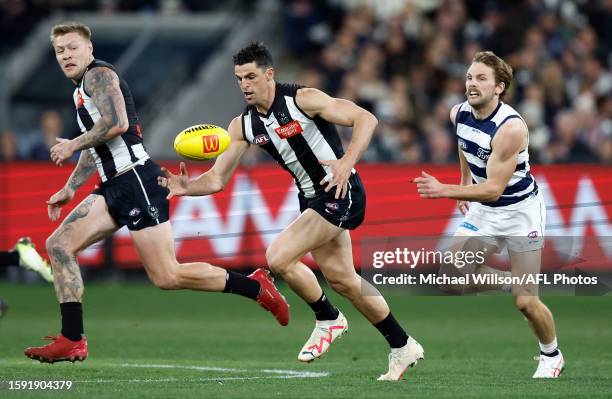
top-left (472, 51), bottom-right (513, 97)
top-left (50, 22), bottom-right (91, 43)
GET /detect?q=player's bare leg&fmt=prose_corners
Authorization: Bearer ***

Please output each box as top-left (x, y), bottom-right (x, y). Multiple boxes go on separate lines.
top-left (439, 234), bottom-right (510, 294)
top-left (266, 209), bottom-right (341, 302)
top-left (311, 228), bottom-right (423, 380)
top-left (510, 249), bottom-right (563, 378)
top-left (312, 230), bottom-right (388, 322)
top-left (25, 194), bottom-right (118, 362)
top-left (130, 221), bottom-right (289, 325)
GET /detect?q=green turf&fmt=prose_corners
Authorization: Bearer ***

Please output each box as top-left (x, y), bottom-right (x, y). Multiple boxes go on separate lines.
top-left (0, 281), bottom-right (610, 398)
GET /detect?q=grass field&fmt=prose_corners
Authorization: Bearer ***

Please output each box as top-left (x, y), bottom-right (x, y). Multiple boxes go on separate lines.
top-left (0, 281), bottom-right (611, 398)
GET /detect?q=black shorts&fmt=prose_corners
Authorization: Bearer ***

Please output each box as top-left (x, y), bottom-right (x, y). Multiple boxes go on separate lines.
top-left (92, 159), bottom-right (170, 231)
top-left (299, 172), bottom-right (366, 230)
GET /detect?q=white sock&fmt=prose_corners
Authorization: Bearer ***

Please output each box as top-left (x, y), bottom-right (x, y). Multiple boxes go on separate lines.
top-left (539, 337), bottom-right (558, 354)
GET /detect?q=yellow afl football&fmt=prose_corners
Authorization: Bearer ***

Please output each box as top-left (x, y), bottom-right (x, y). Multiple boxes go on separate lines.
top-left (173, 124), bottom-right (231, 160)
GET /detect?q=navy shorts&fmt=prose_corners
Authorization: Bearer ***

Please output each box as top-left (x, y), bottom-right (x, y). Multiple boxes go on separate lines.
top-left (93, 159), bottom-right (170, 231)
top-left (299, 172), bottom-right (366, 230)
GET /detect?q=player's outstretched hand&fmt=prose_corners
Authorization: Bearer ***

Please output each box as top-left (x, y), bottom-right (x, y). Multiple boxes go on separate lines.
top-left (158, 162), bottom-right (190, 200)
top-left (46, 187), bottom-right (75, 221)
top-left (319, 158), bottom-right (353, 199)
top-left (413, 171), bottom-right (447, 199)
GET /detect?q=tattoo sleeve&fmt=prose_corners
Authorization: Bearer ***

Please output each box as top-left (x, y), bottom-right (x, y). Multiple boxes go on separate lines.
top-left (73, 67), bottom-right (129, 150)
top-left (67, 150), bottom-right (97, 192)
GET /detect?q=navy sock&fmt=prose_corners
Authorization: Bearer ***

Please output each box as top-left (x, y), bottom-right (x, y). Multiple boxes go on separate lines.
top-left (374, 313), bottom-right (409, 348)
top-left (0, 250), bottom-right (19, 267)
top-left (307, 293), bottom-right (339, 321)
top-left (60, 302), bottom-right (83, 342)
top-left (223, 271), bottom-right (260, 300)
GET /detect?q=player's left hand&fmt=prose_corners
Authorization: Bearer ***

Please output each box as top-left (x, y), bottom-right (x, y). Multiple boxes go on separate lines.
top-left (413, 171), bottom-right (447, 199)
top-left (319, 157), bottom-right (353, 199)
top-left (50, 138), bottom-right (76, 166)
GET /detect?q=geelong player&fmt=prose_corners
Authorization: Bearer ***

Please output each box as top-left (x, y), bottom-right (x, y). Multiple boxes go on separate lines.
top-left (414, 51), bottom-right (563, 378)
top-left (160, 42), bottom-right (424, 380)
top-left (24, 23), bottom-right (289, 363)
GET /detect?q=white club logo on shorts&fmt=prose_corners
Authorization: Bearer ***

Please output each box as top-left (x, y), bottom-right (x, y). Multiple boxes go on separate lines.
top-left (147, 205), bottom-right (159, 219)
top-left (129, 208), bottom-right (141, 217)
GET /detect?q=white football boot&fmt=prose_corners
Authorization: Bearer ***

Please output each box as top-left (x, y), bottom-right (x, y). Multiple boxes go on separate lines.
top-left (15, 237), bottom-right (54, 283)
top-left (532, 350), bottom-right (564, 378)
top-left (298, 311), bottom-right (348, 362)
top-left (377, 336), bottom-right (425, 381)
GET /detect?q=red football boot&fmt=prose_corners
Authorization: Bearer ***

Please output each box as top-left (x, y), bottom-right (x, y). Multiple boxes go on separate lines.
top-left (248, 268), bottom-right (290, 326)
top-left (24, 334), bottom-right (88, 363)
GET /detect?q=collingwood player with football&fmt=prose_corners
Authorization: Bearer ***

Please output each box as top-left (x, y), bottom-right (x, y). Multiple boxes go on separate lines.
top-left (160, 42), bottom-right (424, 380)
top-left (24, 23), bottom-right (289, 363)
top-left (414, 51), bottom-right (564, 378)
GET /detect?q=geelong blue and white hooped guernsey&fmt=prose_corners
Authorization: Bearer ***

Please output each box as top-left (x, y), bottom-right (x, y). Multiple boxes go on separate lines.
top-left (455, 100), bottom-right (538, 208)
top-left (241, 83), bottom-right (350, 199)
top-left (74, 59), bottom-right (149, 182)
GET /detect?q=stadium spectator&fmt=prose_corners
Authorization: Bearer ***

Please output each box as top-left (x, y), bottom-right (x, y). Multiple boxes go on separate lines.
top-left (28, 110), bottom-right (69, 161)
top-left (0, 130), bottom-right (20, 162)
top-left (286, 0), bottom-right (612, 164)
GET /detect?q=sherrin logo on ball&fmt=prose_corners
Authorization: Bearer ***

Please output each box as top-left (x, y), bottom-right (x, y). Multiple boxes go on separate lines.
top-left (173, 124), bottom-right (231, 160)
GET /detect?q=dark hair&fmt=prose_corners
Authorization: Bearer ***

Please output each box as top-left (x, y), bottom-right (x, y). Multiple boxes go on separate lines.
top-left (233, 42), bottom-right (273, 69)
top-left (50, 21), bottom-right (92, 43)
top-left (472, 51), bottom-right (513, 97)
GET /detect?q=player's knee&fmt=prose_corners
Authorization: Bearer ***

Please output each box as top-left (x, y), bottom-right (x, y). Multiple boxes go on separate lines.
top-left (46, 234), bottom-right (70, 261)
top-left (265, 246), bottom-right (291, 276)
top-left (152, 273), bottom-right (179, 290)
top-left (515, 295), bottom-right (539, 315)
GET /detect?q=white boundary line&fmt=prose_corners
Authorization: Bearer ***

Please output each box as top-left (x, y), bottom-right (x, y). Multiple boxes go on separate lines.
top-left (75, 363), bottom-right (330, 384)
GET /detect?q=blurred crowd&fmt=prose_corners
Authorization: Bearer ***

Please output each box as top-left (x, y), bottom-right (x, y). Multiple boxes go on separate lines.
top-left (2, 0), bottom-right (611, 165)
top-left (281, 0), bottom-right (612, 164)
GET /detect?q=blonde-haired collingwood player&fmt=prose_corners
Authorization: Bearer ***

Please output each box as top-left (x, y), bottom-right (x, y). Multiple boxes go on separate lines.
top-left (414, 51), bottom-right (563, 378)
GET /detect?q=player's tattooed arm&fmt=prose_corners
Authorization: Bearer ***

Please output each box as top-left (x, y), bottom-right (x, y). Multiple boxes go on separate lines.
top-left (74, 67), bottom-right (129, 150)
top-left (67, 150), bottom-right (96, 192)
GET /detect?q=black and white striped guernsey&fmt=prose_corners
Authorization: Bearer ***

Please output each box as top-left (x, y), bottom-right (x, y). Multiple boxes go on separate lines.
top-left (455, 100), bottom-right (538, 207)
top-left (74, 59), bottom-right (149, 182)
top-left (241, 83), bottom-right (349, 198)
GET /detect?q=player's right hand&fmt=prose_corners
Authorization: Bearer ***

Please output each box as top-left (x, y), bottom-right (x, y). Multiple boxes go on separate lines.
top-left (159, 162), bottom-right (189, 199)
top-left (46, 187), bottom-right (75, 221)
top-left (457, 200), bottom-right (470, 215)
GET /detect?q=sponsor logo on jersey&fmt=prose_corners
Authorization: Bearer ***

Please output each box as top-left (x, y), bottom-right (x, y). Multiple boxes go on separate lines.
top-left (254, 134), bottom-right (270, 145)
top-left (275, 120), bottom-right (303, 139)
top-left (458, 139), bottom-right (467, 150)
top-left (528, 230), bottom-right (538, 238)
top-left (477, 147), bottom-right (491, 161)
top-left (203, 135), bottom-right (220, 153)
